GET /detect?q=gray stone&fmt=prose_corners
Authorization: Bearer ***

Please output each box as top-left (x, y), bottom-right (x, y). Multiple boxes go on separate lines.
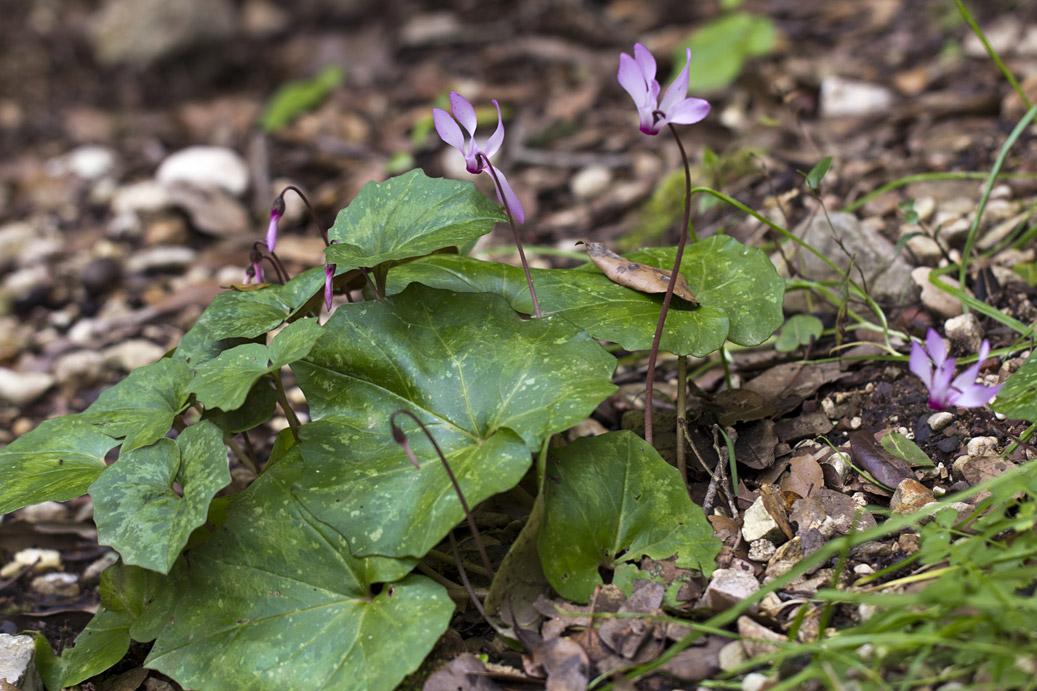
top-left (702, 568), bottom-right (760, 610)
top-left (0, 634), bottom-right (42, 691)
top-left (0, 368), bottom-right (54, 406)
top-left (82, 552), bottom-right (120, 586)
top-left (965, 436), bottom-right (998, 458)
top-left (899, 224), bottom-right (942, 265)
top-left (741, 496), bottom-right (785, 543)
top-left (157, 146), bottom-right (250, 197)
top-left (91, 0), bottom-right (238, 66)
top-left (111, 180), bottom-right (171, 216)
top-left (53, 350), bottom-right (105, 387)
top-left (30, 572), bottom-right (80, 597)
top-left (718, 640), bottom-right (746, 672)
top-left (784, 213), bottom-right (915, 311)
top-left (49, 145), bottom-right (117, 181)
top-left (126, 246), bottom-right (198, 274)
top-left (102, 339), bottom-right (166, 372)
top-left (928, 411), bottom-right (954, 431)
top-left (945, 313), bottom-right (983, 353)
top-left (747, 538), bottom-right (777, 563)
top-left (570, 165), bottom-right (612, 200)
top-left (819, 76), bottom-right (894, 118)
top-left (0, 222), bottom-right (37, 260)
top-left (913, 267), bottom-right (964, 318)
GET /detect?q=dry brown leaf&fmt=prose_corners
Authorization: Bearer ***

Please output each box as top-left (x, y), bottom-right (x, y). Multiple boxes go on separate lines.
top-left (580, 241), bottom-right (698, 304)
top-left (758, 484), bottom-right (796, 541)
top-left (782, 455), bottom-right (825, 498)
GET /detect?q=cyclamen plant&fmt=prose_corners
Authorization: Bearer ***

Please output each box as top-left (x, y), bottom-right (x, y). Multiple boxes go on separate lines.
top-left (910, 328), bottom-right (1002, 410)
top-left (4, 37), bottom-right (1033, 691)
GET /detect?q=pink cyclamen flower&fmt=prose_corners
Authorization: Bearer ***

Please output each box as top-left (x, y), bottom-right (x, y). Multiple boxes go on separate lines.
top-left (909, 328), bottom-right (1002, 411)
top-left (618, 43), bottom-right (711, 135)
top-left (324, 240), bottom-right (339, 311)
top-left (266, 196), bottom-right (285, 253)
top-left (433, 92), bottom-right (525, 223)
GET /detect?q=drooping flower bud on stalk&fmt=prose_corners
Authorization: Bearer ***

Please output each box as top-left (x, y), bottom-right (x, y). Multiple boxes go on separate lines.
top-left (267, 195), bottom-right (286, 253)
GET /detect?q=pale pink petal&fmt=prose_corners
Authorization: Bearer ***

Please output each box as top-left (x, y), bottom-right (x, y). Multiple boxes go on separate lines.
top-left (659, 48), bottom-right (692, 112)
top-left (618, 53), bottom-right (649, 104)
top-left (926, 329), bottom-right (947, 368)
top-left (324, 263), bottom-right (334, 311)
top-left (433, 108), bottom-right (466, 151)
top-left (909, 340), bottom-right (934, 388)
top-left (487, 166), bottom-right (525, 224)
top-left (633, 43), bottom-right (656, 83)
top-left (266, 214), bottom-right (279, 253)
top-left (449, 92), bottom-right (478, 136)
top-left (482, 100), bottom-right (505, 159)
top-left (662, 97), bottom-right (711, 126)
top-left (949, 381), bottom-right (1002, 408)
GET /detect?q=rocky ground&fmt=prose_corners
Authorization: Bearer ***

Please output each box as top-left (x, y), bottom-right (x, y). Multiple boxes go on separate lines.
top-left (2, 0), bottom-right (1037, 689)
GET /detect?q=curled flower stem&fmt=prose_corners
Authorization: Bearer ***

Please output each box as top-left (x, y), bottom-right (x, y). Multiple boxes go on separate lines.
top-left (390, 409), bottom-right (494, 579)
top-left (477, 153), bottom-right (541, 318)
top-left (449, 531), bottom-right (486, 617)
top-left (253, 241), bottom-right (291, 284)
top-left (644, 121), bottom-right (695, 444)
top-left (279, 185), bottom-right (329, 246)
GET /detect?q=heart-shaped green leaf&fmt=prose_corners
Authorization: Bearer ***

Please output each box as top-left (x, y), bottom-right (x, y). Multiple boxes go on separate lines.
top-left (538, 431), bottom-right (720, 603)
top-left (186, 319), bottom-right (323, 412)
top-left (774, 314), bottom-right (824, 352)
top-left (90, 420), bottom-right (231, 573)
top-left (290, 284), bottom-right (617, 558)
top-left (385, 254), bottom-right (730, 356)
top-left (34, 607), bottom-right (134, 691)
top-left (81, 358), bottom-right (193, 452)
top-left (325, 170), bottom-right (506, 271)
top-left (0, 415), bottom-right (118, 515)
top-left (203, 379), bottom-right (278, 435)
top-left (139, 448), bottom-right (452, 691)
top-left (630, 234), bottom-right (785, 346)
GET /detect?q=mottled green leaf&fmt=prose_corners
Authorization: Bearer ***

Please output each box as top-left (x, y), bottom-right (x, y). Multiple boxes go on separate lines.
top-left (140, 448), bottom-right (452, 691)
top-left (290, 284), bottom-right (617, 558)
top-left (631, 234), bottom-right (785, 346)
top-left (994, 350), bottom-right (1037, 423)
top-left (203, 379), bottom-right (278, 434)
top-left (538, 431), bottom-right (720, 603)
top-left (90, 421), bottom-right (230, 573)
top-left (81, 358), bottom-right (193, 452)
top-left (0, 415), bottom-right (118, 514)
top-left (325, 170), bottom-right (506, 271)
top-left (774, 314), bottom-right (824, 352)
top-left (881, 431), bottom-right (934, 468)
top-left (186, 319), bottom-right (323, 412)
top-left (33, 608), bottom-right (133, 691)
top-left (385, 254), bottom-right (729, 356)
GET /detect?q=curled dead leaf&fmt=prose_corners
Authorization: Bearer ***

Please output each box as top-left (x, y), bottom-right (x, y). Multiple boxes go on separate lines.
top-left (580, 241), bottom-right (698, 304)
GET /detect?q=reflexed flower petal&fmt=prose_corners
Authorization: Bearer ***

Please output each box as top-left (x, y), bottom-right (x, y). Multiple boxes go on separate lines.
top-left (482, 100), bottom-right (505, 160)
top-left (658, 48), bottom-right (692, 112)
top-left (448, 92), bottom-right (478, 136)
top-left (633, 43), bottom-right (656, 83)
top-left (266, 213), bottom-right (279, 253)
top-left (949, 381), bottom-right (1002, 408)
top-left (618, 53), bottom-right (648, 103)
top-left (909, 340), bottom-right (933, 388)
top-left (925, 328), bottom-right (947, 368)
top-left (433, 108), bottom-right (466, 150)
top-left (324, 264), bottom-right (334, 311)
top-left (663, 97), bottom-right (711, 125)
top-left (488, 165), bottom-right (525, 224)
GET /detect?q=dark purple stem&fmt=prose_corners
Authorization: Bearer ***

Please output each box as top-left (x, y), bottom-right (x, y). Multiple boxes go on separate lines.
top-left (390, 409), bottom-right (494, 579)
top-left (476, 153), bottom-right (541, 318)
top-left (279, 185), bottom-right (329, 246)
top-left (644, 122), bottom-right (695, 445)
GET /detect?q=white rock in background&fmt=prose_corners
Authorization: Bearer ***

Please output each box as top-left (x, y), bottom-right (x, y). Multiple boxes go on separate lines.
top-left (126, 246), bottom-right (198, 274)
top-left (820, 76), bottom-right (894, 118)
top-left (0, 634), bottom-right (43, 691)
top-left (703, 568), bottom-right (760, 610)
top-left (0, 368), bottom-right (54, 407)
top-left (927, 411), bottom-right (954, 431)
top-left (91, 0), bottom-right (238, 66)
top-left (102, 339), bottom-right (167, 372)
top-left (741, 496), bottom-right (787, 543)
top-left (53, 350), bottom-right (105, 387)
top-left (912, 267), bottom-right (965, 318)
top-left (945, 313), bottom-right (983, 353)
top-left (111, 180), bottom-right (171, 216)
top-left (30, 572), bottom-right (80, 597)
top-left (48, 145), bottom-right (117, 181)
top-left (157, 146), bottom-right (250, 197)
top-left (0, 549), bottom-right (62, 579)
top-left (570, 165), bottom-right (612, 200)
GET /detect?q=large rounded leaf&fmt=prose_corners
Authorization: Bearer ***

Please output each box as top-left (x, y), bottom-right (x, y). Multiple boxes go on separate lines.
top-left (385, 254), bottom-right (729, 356)
top-left (538, 431), bottom-right (720, 603)
top-left (140, 449), bottom-right (451, 691)
top-left (90, 421), bottom-right (231, 574)
top-left (994, 350), bottom-right (1037, 423)
top-left (325, 169), bottom-right (506, 270)
top-left (290, 284), bottom-right (617, 558)
top-left (0, 415), bottom-right (119, 515)
top-left (630, 234), bottom-right (785, 346)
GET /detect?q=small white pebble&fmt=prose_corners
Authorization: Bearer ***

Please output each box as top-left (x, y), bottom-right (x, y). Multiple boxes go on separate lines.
top-left (853, 563), bottom-right (874, 576)
top-left (849, 416), bottom-right (862, 429)
top-left (928, 411), bottom-right (954, 431)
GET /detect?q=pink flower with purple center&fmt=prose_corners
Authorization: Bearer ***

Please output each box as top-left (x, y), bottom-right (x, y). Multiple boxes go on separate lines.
top-left (618, 43), bottom-right (711, 135)
top-left (433, 92), bottom-right (525, 223)
top-left (909, 328), bottom-right (1002, 410)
